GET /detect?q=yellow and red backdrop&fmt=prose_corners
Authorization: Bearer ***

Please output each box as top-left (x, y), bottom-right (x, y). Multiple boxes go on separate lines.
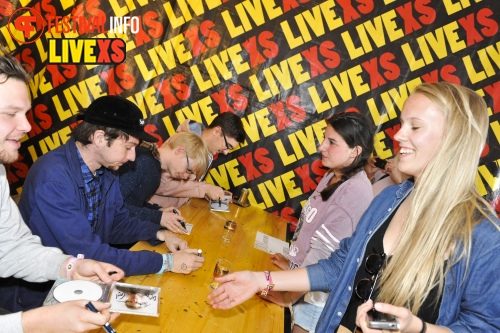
top-left (2, 0), bottom-right (500, 227)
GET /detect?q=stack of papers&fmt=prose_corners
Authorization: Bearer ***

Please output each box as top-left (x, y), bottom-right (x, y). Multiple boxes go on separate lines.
top-left (254, 231), bottom-right (290, 258)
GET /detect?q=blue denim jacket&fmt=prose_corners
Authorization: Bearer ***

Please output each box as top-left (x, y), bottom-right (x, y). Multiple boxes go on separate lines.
top-left (307, 180), bottom-right (500, 332)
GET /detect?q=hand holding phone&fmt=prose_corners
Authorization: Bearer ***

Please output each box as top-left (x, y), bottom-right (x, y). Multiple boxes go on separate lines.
top-left (374, 157), bottom-right (388, 170)
top-left (366, 309), bottom-right (400, 330)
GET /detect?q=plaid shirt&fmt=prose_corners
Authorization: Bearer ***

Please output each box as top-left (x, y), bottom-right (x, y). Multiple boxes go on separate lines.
top-left (77, 149), bottom-right (104, 233)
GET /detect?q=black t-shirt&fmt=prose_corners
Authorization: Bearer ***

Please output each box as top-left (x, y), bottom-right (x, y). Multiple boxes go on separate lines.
top-left (336, 206), bottom-right (442, 332)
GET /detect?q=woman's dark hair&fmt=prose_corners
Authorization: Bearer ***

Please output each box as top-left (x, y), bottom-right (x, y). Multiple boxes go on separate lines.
top-left (320, 111), bottom-right (375, 200)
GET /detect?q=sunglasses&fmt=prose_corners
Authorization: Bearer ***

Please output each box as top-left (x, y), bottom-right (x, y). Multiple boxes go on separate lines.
top-left (355, 252), bottom-right (387, 301)
top-left (185, 152), bottom-right (193, 174)
top-left (221, 129), bottom-right (233, 150)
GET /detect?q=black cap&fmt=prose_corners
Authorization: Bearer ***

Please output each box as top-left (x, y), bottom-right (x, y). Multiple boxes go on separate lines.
top-left (77, 96), bottom-right (158, 142)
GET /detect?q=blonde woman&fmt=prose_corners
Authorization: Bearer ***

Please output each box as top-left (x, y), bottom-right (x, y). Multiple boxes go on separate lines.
top-left (208, 82), bottom-right (500, 332)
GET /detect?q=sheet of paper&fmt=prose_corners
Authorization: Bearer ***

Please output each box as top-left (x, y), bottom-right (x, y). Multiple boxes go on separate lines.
top-left (254, 231), bottom-right (290, 258)
top-left (184, 223), bottom-right (193, 235)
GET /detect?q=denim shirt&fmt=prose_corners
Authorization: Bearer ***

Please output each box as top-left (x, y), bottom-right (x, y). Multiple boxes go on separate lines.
top-left (307, 180), bottom-right (500, 332)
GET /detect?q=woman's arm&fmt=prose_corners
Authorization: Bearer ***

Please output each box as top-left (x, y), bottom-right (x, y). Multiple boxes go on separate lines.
top-left (208, 268), bottom-right (310, 309)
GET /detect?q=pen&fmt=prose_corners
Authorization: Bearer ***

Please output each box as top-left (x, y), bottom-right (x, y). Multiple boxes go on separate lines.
top-left (172, 208), bottom-right (186, 228)
top-left (219, 198), bottom-right (221, 207)
top-left (108, 271), bottom-right (117, 276)
top-left (85, 301), bottom-right (116, 333)
top-left (197, 249), bottom-right (202, 257)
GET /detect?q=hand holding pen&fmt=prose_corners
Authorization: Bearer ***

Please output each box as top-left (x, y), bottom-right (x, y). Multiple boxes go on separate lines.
top-left (159, 207), bottom-right (187, 234)
top-left (19, 300), bottom-right (119, 333)
top-left (86, 301), bottom-right (117, 333)
top-left (172, 208), bottom-right (188, 231)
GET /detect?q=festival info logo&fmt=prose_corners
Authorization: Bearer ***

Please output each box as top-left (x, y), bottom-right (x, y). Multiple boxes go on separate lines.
top-left (7, 7), bottom-right (44, 44)
top-left (8, 8), bottom-right (127, 64)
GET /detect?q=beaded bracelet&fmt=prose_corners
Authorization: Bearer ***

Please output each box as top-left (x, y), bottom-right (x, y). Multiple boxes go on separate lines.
top-left (166, 253), bottom-right (174, 272)
top-left (260, 271), bottom-right (275, 296)
top-left (157, 253), bottom-right (175, 274)
top-left (66, 254), bottom-right (84, 279)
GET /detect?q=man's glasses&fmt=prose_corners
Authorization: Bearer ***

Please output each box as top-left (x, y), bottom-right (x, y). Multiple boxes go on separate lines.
top-left (221, 129), bottom-right (233, 150)
top-left (355, 252), bottom-right (387, 301)
top-left (185, 152), bottom-right (193, 174)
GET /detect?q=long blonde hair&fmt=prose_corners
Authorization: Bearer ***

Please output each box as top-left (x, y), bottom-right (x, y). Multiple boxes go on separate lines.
top-left (377, 82), bottom-right (496, 314)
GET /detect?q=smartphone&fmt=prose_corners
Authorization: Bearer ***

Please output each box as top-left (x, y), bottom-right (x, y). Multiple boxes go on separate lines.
top-left (367, 309), bottom-right (400, 330)
top-left (374, 157), bottom-right (388, 169)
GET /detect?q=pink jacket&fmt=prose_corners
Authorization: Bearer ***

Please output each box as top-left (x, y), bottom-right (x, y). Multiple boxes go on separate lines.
top-left (148, 173), bottom-right (208, 208)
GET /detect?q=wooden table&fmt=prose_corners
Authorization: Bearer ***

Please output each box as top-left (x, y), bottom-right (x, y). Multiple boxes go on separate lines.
top-left (95, 198), bottom-right (288, 333)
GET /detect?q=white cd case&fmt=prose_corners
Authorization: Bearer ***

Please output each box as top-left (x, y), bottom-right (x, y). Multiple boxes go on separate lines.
top-left (209, 194), bottom-right (232, 212)
top-left (44, 278), bottom-right (160, 317)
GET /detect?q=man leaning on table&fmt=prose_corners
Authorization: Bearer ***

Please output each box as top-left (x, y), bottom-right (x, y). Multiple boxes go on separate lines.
top-left (148, 113), bottom-right (246, 208)
top-left (0, 50), bottom-right (125, 332)
top-left (0, 95), bottom-right (204, 313)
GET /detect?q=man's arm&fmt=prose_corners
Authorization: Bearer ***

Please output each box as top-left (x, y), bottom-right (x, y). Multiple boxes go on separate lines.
top-left (27, 180), bottom-right (163, 275)
top-left (0, 166), bottom-right (68, 282)
top-left (153, 172), bottom-right (207, 198)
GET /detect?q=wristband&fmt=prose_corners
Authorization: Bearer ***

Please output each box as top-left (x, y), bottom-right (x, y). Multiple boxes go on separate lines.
top-left (166, 253), bottom-right (174, 272)
top-left (419, 318), bottom-right (427, 333)
top-left (66, 254), bottom-right (84, 279)
top-left (157, 253), bottom-right (174, 274)
top-left (157, 254), bottom-right (168, 274)
top-left (260, 271), bottom-right (275, 296)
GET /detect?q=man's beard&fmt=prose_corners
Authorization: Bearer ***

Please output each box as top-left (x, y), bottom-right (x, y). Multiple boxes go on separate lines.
top-left (0, 149), bottom-right (18, 164)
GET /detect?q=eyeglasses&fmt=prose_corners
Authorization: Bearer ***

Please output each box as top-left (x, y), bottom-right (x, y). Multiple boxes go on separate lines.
top-left (355, 252), bottom-right (387, 301)
top-left (185, 152), bottom-right (193, 174)
top-left (221, 129), bottom-right (233, 150)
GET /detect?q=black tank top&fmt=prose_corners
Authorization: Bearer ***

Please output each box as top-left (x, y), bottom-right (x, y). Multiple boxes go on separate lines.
top-left (336, 206), bottom-right (442, 332)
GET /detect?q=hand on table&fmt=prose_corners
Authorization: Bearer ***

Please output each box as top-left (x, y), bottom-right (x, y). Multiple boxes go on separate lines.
top-left (171, 248), bottom-right (205, 274)
top-left (270, 253), bottom-right (290, 270)
top-left (356, 300), bottom-right (425, 333)
top-left (21, 300), bottom-right (119, 333)
top-left (208, 271), bottom-right (261, 309)
top-left (157, 230), bottom-right (188, 252)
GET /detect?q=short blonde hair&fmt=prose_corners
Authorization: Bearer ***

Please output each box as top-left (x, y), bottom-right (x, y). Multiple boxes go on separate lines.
top-left (164, 133), bottom-right (208, 179)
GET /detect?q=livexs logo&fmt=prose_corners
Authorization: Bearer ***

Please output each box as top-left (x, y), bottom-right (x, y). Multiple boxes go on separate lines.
top-left (8, 7), bottom-right (128, 64)
top-left (48, 38), bottom-right (125, 64)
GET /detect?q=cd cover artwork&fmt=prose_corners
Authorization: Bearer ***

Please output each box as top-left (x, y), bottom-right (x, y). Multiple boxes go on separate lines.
top-left (44, 279), bottom-right (160, 317)
top-left (108, 282), bottom-right (160, 317)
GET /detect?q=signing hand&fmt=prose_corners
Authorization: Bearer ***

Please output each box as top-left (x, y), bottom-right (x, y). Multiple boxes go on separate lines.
top-left (270, 253), bottom-right (290, 270)
top-left (171, 248), bottom-right (205, 274)
top-left (160, 211), bottom-right (187, 234)
top-left (204, 184), bottom-right (226, 201)
top-left (21, 300), bottom-right (120, 333)
top-left (208, 271), bottom-right (261, 309)
top-left (62, 259), bottom-right (125, 282)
